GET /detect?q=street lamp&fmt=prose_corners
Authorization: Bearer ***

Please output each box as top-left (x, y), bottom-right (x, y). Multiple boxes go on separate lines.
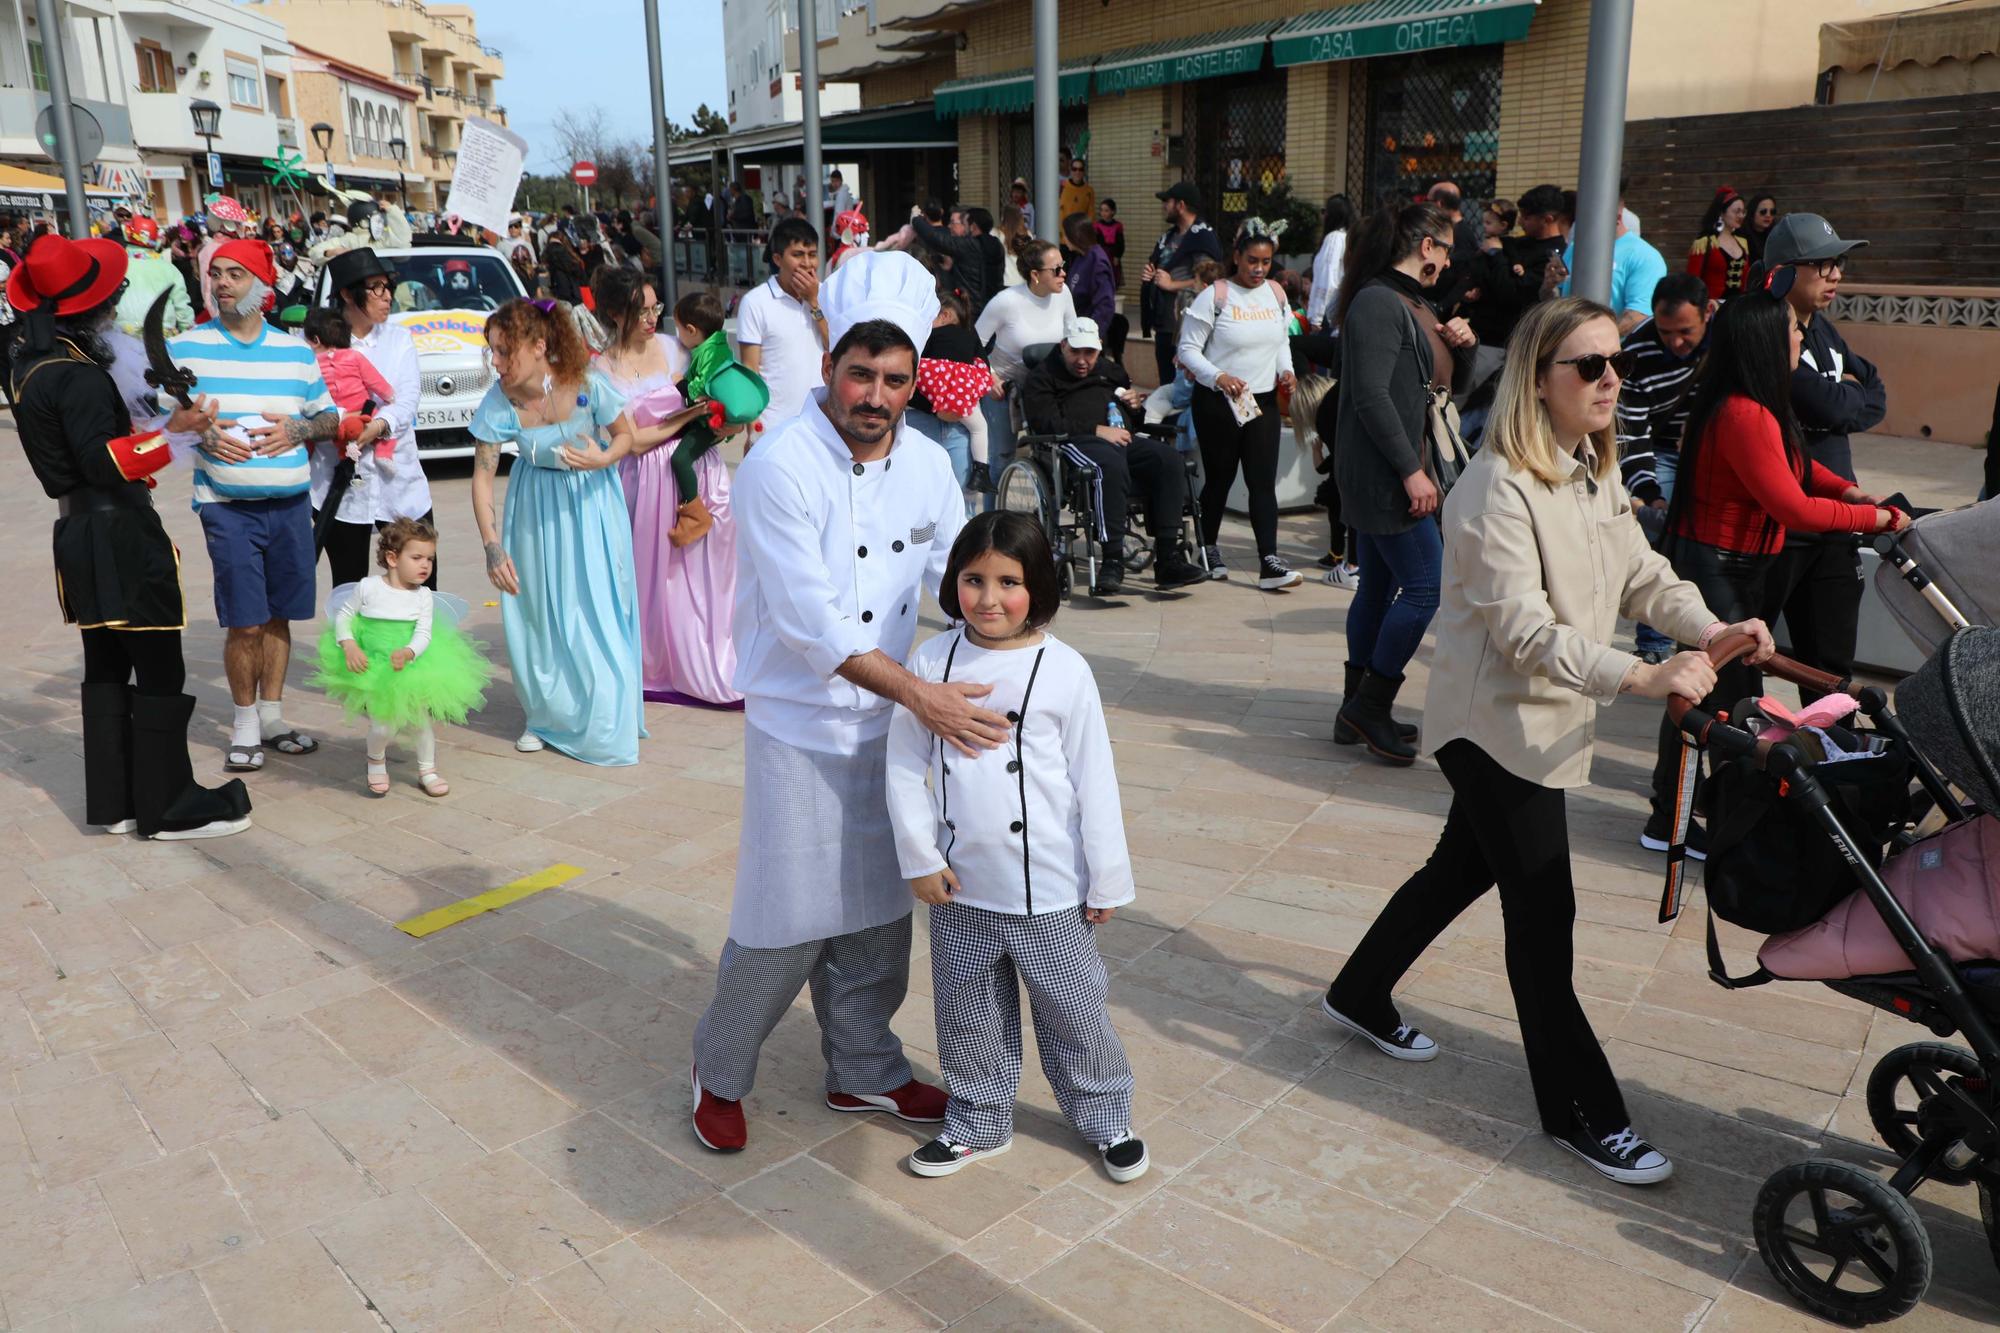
top-left (387, 134), bottom-right (408, 209)
top-left (189, 97), bottom-right (221, 197)
top-left (310, 121), bottom-right (335, 195)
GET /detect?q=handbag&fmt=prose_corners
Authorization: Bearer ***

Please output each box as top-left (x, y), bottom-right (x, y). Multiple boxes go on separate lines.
top-left (1394, 292), bottom-right (1469, 497)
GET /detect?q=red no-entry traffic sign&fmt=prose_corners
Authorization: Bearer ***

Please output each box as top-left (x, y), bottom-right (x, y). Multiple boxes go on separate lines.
top-left (571, 160), bottom-right (597, 187)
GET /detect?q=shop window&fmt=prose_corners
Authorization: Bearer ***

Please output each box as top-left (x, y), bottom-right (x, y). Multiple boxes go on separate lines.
top-left (1363, 46), bottom-right (1503, 213)
top-left (135, 41), bottom-right (175, 95)
top-left (1182, 71), bottom-right (1287, 245)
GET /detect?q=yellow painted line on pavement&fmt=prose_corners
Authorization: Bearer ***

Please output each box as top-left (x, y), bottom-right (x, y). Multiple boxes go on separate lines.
top-left (395, 863), bottom-right (585, 938)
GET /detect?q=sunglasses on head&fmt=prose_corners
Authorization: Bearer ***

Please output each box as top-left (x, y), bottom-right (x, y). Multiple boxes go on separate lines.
top-left (1554, 349), bottom-right (1639, 383)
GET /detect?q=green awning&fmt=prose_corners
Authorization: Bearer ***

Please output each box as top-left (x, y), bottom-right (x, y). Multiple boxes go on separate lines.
top-left (934, 61), bottom-right (1092, 117)
top-left (1092, 23), bottom-right (1276, 96)
top-left (1272, 0), bottom-right (1539, 68)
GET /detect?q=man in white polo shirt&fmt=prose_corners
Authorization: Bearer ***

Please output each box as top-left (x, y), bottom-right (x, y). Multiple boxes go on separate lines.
top-left (735, 216), bottom-right (827, 433)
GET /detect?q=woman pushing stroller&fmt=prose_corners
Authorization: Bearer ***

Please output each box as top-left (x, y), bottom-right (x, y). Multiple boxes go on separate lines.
top-left (1321, 297), bottom-right (1777, 1186)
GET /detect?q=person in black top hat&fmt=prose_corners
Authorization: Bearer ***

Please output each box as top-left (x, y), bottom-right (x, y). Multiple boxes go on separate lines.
top-left (1140, 182), bottom-right (1222, 388)
top-left (6, 232), bottom-right (252, 841)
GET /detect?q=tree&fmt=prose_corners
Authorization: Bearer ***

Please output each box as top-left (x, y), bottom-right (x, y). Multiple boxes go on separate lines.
top-left (665, 103), bottom-right (729, 145)
top-left (550, 105), bottom-right (611, 173)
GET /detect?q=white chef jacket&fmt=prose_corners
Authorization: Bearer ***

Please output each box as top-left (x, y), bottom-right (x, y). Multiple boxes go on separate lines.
top-left (309, 318), bottom-right (433, 524)
top-left (732, 390), bottom-right (966, 754)
top-left (886, 630), bottom-right (1134, 915)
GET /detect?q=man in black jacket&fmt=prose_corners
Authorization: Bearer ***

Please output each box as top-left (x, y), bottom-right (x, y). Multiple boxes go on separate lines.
top-left (1019, 319), bottom-right (1206, 595)
top-left (1767, 214), bottom-right (1886, 695)
top-left (912, 205), bottom-right (996, 314)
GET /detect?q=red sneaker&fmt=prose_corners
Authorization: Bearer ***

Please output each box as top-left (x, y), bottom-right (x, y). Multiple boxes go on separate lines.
top-left (826, 1078), bottom-right (947, 1123)
top-left (690, 1066), bottom-right (746, 1152)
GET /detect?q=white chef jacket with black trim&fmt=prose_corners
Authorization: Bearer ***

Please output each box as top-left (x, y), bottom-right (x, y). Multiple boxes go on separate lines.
top-left (732, 389), bottom-right (966, 755)
top-left (885, 630), bottom-right (1135, 916)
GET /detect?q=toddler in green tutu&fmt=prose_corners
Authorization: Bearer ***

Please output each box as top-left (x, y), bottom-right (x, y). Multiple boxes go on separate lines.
top-left (314, 518), bottom-right (490, 797)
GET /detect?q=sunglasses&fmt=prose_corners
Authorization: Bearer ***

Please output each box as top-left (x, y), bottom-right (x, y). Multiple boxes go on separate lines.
top-left (1038, 264), bottom-right (1066, 275)
top-left (1554, 349), bottom-right (1639, 383)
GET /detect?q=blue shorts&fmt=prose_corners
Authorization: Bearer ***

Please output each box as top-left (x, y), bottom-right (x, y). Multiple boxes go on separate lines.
top-left (199, 494), bottom-right (316, 629)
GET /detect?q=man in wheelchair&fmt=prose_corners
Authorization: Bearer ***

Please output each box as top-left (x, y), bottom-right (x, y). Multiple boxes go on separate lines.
top-left (1018, 319), bottom-right (1209, 594)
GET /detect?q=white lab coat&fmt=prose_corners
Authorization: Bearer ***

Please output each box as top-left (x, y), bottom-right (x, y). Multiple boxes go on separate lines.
top-left (309, 317), bottom-right (433, 524)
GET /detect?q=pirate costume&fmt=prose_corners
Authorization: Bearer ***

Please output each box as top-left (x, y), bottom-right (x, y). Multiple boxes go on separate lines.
top-left (8, 233), bottom-right (251, 840)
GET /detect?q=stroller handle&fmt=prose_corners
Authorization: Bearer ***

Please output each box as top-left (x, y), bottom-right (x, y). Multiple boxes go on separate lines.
top-left (1664, 634), bottom-right (1850, 761)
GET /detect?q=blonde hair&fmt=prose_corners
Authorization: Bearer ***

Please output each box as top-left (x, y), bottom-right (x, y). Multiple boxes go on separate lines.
top-left (1486, 297), bottom-right (1622, 488)
top-left (1288, 372), bottom-right (1335, 444)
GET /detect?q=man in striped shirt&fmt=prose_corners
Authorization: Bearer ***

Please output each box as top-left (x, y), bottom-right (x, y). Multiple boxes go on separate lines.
top-left (167, 238), bottom-right (339, 771)
top-left (1615, 272), bottom-right (1715, 660)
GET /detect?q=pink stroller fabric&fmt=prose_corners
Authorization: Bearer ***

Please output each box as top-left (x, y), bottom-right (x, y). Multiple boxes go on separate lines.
top-left (1759, 815), bottom-right (2000, 979)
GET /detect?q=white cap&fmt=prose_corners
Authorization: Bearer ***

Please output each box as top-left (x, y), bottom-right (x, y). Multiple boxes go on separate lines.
top-left (1063, 317), bottom-right (1102, 351)
top-left (818, 250), bottom-right (940, 359)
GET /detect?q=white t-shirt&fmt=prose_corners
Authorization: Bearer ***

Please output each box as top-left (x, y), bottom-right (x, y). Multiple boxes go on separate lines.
top-left (974, 284), bottom-right (1076, 387)
top-left (1176, 280), bottom-right (1296, 394)
top-left (735, 276), bottom-right (824, 430)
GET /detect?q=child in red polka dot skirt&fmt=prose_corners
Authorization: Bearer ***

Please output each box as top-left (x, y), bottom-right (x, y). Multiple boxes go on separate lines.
top-left (913, 288), bottom-right (993, 509)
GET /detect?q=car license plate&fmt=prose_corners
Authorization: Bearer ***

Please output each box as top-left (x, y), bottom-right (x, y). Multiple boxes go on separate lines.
top-left (417, 408), bottom-right (466, 428)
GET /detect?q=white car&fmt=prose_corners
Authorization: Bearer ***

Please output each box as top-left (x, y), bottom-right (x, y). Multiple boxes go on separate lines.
top-left (313, 240), bottom-right (525, 459)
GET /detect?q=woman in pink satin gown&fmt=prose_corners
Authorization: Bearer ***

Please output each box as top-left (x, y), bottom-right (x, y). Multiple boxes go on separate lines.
top-left (591, 266), bottom-right (744, 708)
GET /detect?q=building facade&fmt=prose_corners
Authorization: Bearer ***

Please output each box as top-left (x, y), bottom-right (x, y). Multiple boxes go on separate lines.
top-left (0, 0), bottom-right (147, 220)
top-left (289, 43), bottom-right (420, 208)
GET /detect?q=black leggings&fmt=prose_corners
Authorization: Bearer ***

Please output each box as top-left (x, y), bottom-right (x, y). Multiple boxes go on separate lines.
top-left (1325, 739), bottom-right (1627, 1136)
top-left (82, 627), bottom-right (186, 697)
top-left (320, 509), bottom-right (439, 589)
top-left (1192, 386), bottom-right (1282, 558)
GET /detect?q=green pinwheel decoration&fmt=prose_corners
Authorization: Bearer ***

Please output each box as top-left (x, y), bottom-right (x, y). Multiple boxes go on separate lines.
top-left (263, 147), bottom-right (309, 190)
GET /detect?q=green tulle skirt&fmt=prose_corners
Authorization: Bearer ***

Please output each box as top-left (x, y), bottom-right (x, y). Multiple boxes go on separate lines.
top-left (314, 614), bottom-right (491, 733)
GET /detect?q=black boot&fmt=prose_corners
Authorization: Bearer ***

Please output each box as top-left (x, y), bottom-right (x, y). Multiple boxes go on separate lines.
top-left (1337, 670), bottom-right (1419, 765)
top-left (1334, 663), bottom-right (1419, 747)
top-left (81, 683), bottom-right (135, 829)
top-left (129, 693), bottom-right (252, 840)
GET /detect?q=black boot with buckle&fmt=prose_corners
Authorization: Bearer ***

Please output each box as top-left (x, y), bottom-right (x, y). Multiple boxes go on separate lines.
top-left (1334, 662), bottom-right (1418, 748)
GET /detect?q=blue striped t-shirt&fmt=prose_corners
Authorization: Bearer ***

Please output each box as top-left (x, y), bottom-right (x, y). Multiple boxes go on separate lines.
top-left (167, 321), bottom-right (333, 507)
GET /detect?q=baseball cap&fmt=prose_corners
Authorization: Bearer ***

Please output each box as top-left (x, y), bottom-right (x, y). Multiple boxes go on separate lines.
top-left (1063, 317), bottom-right (1102, 351)
top-left (1763, 213), bottom-right (1867, 268)
top-left (1156, 181), bottom-right (1202, 211)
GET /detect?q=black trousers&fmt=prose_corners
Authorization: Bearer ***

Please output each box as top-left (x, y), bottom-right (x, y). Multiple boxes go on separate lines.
top-left (319, 509), bottom-right (439, 589)
top-left (1767, 535), bottom-right (1862, 702)
top-left (1151, 315), bottom-right (1177, 388)
top-left (1646, 540), bottom-right (1776, 822)
top-left (1191, 386), bottom-right (1282, 558)
top-left (1325, 739), bottom-right (1627, 1135)
top-left (1066, 435), bottom-right (1186, 555)
top-left (82, 627), bottom-right (186, 696)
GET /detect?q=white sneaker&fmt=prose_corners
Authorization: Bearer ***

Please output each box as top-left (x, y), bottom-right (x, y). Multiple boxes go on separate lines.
top-left (515, 730), bottom-right (545, 753)
top-left (99, 819), bottom-right (137, 835)
top-left (1322, 563), bottom-right (1361, 590)
top-left (1099, 1132), bottom-right (1150, 1183)
top-left (150, 816), bottom-right (251, 842)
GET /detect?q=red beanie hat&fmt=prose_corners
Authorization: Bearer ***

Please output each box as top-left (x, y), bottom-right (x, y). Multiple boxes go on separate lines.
top-left (212, 238), bottom-right (277, 308)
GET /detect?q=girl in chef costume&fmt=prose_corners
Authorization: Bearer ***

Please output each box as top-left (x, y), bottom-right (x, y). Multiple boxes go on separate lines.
top-left (884, 510), bottom-right (1148, 1185)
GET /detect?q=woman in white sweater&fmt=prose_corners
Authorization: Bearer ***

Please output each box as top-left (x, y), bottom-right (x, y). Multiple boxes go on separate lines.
top-left (974, 240), bottom-right (1077, 469)
top-left (1178, 228), bottom-right (1299, 589)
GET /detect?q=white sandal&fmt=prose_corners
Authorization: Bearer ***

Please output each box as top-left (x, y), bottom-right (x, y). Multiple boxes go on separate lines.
top-left (417, 768), bottom-right (449, 798)
top-left (515, 730), bottom-right (545, 753)
top-left (366, 755), bottom-right (389, 796)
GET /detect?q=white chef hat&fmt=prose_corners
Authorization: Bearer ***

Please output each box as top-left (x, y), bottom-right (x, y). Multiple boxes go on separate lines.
top-left (818, 250), bottom-right (939, 359)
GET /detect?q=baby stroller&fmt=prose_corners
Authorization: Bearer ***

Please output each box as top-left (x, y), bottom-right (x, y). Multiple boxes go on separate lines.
top-left (1661, 615), bottom-right (2000, 1323)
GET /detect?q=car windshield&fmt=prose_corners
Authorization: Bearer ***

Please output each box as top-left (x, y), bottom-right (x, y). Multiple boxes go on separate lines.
top-left (382, 253), bottom-right (517, 314)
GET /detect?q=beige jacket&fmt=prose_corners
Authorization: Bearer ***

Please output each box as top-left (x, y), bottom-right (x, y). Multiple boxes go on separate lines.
top-left (1423, 442), bottom-right (1718, 789)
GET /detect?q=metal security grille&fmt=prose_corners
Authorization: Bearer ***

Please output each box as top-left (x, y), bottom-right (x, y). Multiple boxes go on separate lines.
top-left (999, 109), bottom-right (1089, 215)
top-left (1182, 73), bottom-right (1287, 241)
top-left (1363, 46), bottom-right (1503, 211)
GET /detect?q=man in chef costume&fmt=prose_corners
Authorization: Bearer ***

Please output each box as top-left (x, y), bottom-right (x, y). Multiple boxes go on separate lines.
top-left (690, 251), bottom-right (1013, 1152)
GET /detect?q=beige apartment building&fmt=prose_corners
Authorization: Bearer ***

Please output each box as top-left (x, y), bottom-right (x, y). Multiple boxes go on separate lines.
top-left (252, 0), bottom-right (506, 208)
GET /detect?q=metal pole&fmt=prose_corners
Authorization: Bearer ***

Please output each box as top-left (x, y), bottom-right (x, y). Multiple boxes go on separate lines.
top-left (1571, 0), bottom-right (1635, 305)
top-left (643, 0), bottom-right (677, 307)
top-left (33, 0), bottom-right (89, 239)
top-left (1031, 0), bottom-right (1058, 242)
top-left (799, 0), bottom-right (823, 273)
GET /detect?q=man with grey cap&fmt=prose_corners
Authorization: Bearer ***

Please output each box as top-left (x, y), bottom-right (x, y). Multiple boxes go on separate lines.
top-left (1764, 213), bottom-right (1887, 695)
top-left (1020, 316), bottom-right (1207, 594)
top-left (689, 251), bottom-right (993, 1154)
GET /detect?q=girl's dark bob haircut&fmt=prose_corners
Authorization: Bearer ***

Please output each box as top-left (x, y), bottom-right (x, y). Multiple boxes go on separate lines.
top-left (938, 511), bottom-right (1062, 632)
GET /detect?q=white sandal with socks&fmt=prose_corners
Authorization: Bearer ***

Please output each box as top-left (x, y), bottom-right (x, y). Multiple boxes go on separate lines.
top-left (366, 755), bottom-right (389, 796)
top-left (417, 768), bottom-right (449, 797)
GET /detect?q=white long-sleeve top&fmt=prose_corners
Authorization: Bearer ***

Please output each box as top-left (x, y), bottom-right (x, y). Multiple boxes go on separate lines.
top-left (1176, 279), bottom-right (1296, 394)
top-left (310, 318), bottom-right (432, 524)
top-left (732, 390), bottom-right (967, 755)
top-left (334, 576), bottom-right (433, 657)
top-left (886, 630), bottom-right (1134, 916)
top-left (1307, 229), bottom-right (1347, 329)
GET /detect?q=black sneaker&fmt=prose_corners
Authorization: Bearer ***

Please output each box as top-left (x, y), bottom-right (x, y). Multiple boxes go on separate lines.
top-left (1321, 994), bottom-right (1439, 1061)
top-left (1553, 1116), bottom-right (1673, 1185)
top-left (1092, 558), bottom-right (1126, 597)
top-left (1099, 1133), bottom-right (1149, 1183)
top-left (1639, 813), bottom-right (1707, 861)
top-left (1257, 555), bottom-right (1303, 591)
top-left (908, 1135), bottom-right (1012, 1177)
top-left (1315, 550), bottom-right (1342, 570)
top-left (1203, 545), bottom-right (1228, 580)
top-left (1155, 555), bottom-right (1207, 591)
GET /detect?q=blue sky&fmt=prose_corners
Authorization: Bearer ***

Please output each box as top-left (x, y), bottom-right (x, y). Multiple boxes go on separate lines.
top-left (472, 0), bottom-right (728, 172)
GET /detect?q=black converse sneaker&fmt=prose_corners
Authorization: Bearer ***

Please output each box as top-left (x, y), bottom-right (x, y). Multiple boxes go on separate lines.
top-left (1553, 1115), bottom-right (1673, 1186)
top-left (1203, 545), bottom-right (1228, 580)
top-left (1099, 1132), bottom-right (1149, 1183)
top-left (1638, 814), bottom-right (1707, 861)
top-left (1258, 555), bottom-right (1304, 590)
top-left (908, 1136), bottom-right (1012, 1177)
top-left (1321, 994), bottom-right (1439, 1061)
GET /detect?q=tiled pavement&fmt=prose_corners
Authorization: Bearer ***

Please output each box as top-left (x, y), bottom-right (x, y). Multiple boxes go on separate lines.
top-left (0, 426), bottom-right (1992, 1332)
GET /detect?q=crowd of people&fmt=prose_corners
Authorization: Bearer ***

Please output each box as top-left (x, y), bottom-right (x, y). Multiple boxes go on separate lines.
top-left (3, 154), bottom-right (1925, 1196)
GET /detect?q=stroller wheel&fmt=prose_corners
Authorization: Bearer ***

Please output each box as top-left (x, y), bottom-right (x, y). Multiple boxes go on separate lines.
top-left (1867, 1042), bottom-right (1984, 1186)
top-left (1755, 1160), bottom-right (1932, 1325)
